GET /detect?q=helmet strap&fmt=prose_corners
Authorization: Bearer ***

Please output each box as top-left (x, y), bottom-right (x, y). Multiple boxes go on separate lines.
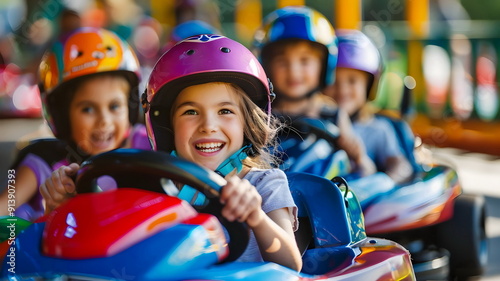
top-left (66, 140), bottom-right (91, 164)
top-left (170, 144), bottom-right (253, 177)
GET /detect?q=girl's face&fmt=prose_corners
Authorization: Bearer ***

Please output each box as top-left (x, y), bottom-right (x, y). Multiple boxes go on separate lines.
top-left (69, 75), bottom-right (130, 155)
top-left (172, 83), bottom-right (245, 171)
top-left (269, 41), bottom-right (322, 99)
top-left (329, 67), bottom-right (370, 116)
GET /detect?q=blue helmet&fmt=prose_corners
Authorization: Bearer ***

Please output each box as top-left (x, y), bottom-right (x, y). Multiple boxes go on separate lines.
top-left (165, 20), bottom-right (221, 50)
top-left (252, 6), bottom-right (338, 87)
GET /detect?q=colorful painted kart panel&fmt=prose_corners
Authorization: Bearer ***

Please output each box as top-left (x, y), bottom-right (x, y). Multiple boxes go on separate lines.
top-left (359, 166), bottom-right (460, 234)
top-left (0, 149), bottom-right (415, 280)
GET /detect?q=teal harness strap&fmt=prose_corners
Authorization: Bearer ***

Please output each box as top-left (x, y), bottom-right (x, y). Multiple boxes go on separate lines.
top-left (170, 145), bottom-right (252, 206)
top-left (178, 185), bottom-right (207, 206)
top-left (213, 145), bottom-right (251, 177)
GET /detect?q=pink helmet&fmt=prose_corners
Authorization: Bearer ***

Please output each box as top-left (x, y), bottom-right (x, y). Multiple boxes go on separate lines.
top-left (142, 34), bottom-right (274, 152)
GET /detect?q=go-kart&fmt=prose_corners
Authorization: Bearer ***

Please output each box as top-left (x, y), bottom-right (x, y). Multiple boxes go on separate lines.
top-left (276, 114), bottom-right (488, 281)
top-left (1, 149), bottom-right (416, 280)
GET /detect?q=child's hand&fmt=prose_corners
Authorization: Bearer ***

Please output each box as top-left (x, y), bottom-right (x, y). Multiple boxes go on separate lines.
top-left (336, 109), bottom-right (361, 158)
top-left (40, 163), bottom-right (80, 214)
top-left (220, 174), bottom-right (264, 228)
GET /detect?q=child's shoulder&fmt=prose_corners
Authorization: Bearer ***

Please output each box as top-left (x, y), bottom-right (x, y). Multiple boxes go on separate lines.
top-left (244, 168), bottom-right (287, 185)
top-left (357, 115), bottom-right (392, 130)
top-left (246, 167), bottom-right (286, 177)
top-left (355, 116), bottom-right (400, 145)
top-left (14, 139), bottom-right (66, 162)
top-left (11, 138), bottom-right (72, 171)
top-left (371, 116), bottom-right (399, 133)
top-left (127, 123), bottom-right (151, 150)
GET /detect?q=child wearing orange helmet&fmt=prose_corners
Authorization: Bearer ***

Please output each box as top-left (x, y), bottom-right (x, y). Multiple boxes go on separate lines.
top-left (0, 27), bottom-right (149, 221)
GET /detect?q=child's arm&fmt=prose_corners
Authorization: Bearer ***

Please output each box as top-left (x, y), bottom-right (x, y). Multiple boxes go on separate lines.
top-left (221, 176), bottom-right (302, 271)
top-left (252, 208), bottom-right (302, 270)
top-left (336, 109), bottom-right (376, 177)
top-left (0, 165), bottom-right (38, 216)
top-left (40, 163), bottom-right (80, 214)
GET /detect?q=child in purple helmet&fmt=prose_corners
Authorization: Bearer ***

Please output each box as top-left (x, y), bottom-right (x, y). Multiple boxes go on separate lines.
top-left (325, 29), bottom-right (412, 184)
top-left (0, 28), bottom-right (150, 221)
top-left (40, 35), bottom-right (302, 270)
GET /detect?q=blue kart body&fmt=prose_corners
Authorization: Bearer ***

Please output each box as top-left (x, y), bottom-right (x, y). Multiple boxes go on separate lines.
top-left (0, 150), bottom-right (415, 280)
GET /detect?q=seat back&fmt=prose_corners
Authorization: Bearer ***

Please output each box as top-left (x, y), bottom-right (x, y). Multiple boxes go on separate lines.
top-left (286, 172), bottom-right (366, 253)
top-left (277, 117), bottom-right (352, 179)
top-left (375, 114), bottom-right (422, 173)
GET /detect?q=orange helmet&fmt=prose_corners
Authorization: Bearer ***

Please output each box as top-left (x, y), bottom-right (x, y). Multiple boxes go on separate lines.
top-left (38, 27), bottom-right (141, 140)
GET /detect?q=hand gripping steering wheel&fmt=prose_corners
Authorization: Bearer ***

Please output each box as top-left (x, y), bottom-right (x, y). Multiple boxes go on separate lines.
top-left (75, 148), bottom-right (249, 262)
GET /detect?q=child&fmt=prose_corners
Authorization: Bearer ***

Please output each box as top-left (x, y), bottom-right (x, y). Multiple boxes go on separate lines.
top-left (252, 6), bottom-right (376, 177)
top-left (40, 35), bottom-right (302, 271)
top-left (0, 27), bottom-right (149, 221)
top-left (325, 29), bottom-right (412, 184)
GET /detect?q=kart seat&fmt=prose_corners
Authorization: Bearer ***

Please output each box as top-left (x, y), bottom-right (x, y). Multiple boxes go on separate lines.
top-left (375, 114), bottom-right (422, 173)
top-left (287, 172), bottom-right (359, 255)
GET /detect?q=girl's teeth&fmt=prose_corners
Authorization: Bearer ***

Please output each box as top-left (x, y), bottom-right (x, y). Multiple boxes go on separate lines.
top-left (200, 147), bottom-right (219, 152)
top-left (93, 133), bottom-right (112, 142)
top-left (196, 142), bottom-right (223, 152)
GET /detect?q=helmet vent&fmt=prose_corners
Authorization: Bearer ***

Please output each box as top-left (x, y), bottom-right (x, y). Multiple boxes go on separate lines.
top-left (186, 49), bottom-right (195, 55)
top-left (220, 47), bottom-right (231, 53)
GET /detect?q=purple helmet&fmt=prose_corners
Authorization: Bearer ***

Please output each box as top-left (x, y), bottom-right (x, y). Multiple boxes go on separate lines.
top-left (142, 34), bottom-right (274, 152)
top-left (336, 29), bottom-right (382, 100)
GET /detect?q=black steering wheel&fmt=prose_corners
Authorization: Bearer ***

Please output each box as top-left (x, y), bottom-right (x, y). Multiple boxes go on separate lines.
top-left (291, 117), bottom-right (340, 146)
top-left (276, 113), bottom-right (340, 147)
top-left (75, 148), bottom-right (249, 262)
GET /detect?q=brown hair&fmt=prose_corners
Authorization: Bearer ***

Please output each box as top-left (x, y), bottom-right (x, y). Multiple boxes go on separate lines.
top-left (225, 83), bottom-right (282, 169)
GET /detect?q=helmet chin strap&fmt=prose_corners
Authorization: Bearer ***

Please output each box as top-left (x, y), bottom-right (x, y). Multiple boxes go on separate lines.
top-left (170, 144), bottom-right (253, 177)
top-left (169, 144), bottom-right (253, 206)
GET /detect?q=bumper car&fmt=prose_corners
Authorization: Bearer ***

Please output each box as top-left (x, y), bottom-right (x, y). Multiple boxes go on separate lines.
top-left (1, 149), bottom-right (415, 280)
top-left (276, 115), bottom-right (488, 281)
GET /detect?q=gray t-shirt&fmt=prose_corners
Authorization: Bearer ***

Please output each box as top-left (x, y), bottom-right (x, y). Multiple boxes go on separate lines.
top-left (353, 117), bottom-right (403, 171)
top-left (235, 168), bottom-right (298, 262)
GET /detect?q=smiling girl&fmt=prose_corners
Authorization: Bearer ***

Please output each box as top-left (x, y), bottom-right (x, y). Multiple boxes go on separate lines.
top-left (41, 35), bottom-right (302, 271)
